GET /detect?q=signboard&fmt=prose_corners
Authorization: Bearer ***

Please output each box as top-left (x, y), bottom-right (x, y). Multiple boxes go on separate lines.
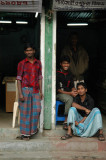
top-left (0, 0), bottom-right (42, 13)
top-left (53, 0), bottom-right (106, 10)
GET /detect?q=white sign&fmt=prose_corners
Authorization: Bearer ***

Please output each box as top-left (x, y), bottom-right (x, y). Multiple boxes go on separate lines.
top-left (53, 0), bottom-right (106, 10)
top-left (7, 82), bottom-right (16, 92)
top-left (0, 0), bottom-right (42, 13)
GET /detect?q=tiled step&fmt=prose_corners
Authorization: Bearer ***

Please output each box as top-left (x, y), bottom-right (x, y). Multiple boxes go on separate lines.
top-left (0, 151), bottom-right (106, 160)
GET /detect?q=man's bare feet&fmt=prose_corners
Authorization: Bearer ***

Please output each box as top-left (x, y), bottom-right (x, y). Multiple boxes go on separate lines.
top-left (98, 134), bottom-right (105, 141)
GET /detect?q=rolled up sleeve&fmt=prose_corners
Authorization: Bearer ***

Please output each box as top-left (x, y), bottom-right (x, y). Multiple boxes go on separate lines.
top-left (16, 62), bottom-right (24, 81)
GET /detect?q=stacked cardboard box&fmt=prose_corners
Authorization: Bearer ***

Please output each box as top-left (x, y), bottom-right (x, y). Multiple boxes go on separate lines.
top-left (3, 77), bottom-right (16, 112)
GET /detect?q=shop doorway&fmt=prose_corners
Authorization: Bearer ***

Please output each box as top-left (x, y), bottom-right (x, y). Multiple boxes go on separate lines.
top-left (56, 10), bottom-right (106, 114)
top-left (0, 12), bottom-right (40, 127)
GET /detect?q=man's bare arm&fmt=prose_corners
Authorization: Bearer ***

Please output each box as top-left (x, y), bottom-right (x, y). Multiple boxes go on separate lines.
top-left (75, 116), bottom-right (87, 126)
top-left (39, 79), bottom-right (43, 100)
top-left (79, 117), bottom-right (87, 123)
top-left (72, 102), bottom-right (91, 114)
top-left (58, 88), bottom-right (78, 97)
top-left (17, 80), bottom-right (24, 101)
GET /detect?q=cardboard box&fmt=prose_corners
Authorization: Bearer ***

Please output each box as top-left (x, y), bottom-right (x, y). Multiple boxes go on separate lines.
top-left (3, 77), bottom-right (16, 112)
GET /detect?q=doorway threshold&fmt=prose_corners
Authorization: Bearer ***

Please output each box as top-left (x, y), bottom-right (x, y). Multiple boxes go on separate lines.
top-left (0, 109), bottom-right (13, 128)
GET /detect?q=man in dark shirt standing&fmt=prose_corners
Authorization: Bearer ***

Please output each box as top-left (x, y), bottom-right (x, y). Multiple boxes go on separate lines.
top-left (56, 56), bottom-right (77, 129)
top-left (61, 82), bottom-right (105, 141)
top-left (61, 32), bottom-right (89, 88)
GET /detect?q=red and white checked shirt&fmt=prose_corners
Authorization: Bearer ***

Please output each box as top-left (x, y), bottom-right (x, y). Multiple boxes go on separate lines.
top-left (16, 58), bottom-right (42, 93)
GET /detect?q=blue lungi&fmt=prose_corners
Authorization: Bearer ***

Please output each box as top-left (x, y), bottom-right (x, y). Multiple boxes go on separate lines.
top-left (67, 107), bottom-right (103, 137)
top-left (19, 87), bottom-right (41, 136)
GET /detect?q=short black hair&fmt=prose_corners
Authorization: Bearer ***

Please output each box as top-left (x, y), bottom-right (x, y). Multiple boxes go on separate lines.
top-left (60, 55), bottom-right (70, 63)
top-left (77, 82), bottom-right (87, 89)
top-left (24, 43), bottom-right (35, 50)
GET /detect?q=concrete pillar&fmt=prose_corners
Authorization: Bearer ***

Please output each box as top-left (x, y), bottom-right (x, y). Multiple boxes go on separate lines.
top-left (40, 5), bottom-right (56, 130)
top-left (44, 11), bottom-right (53, 129)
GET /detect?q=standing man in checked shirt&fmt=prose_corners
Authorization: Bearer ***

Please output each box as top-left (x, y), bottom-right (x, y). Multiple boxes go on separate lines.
top-left (16, 43), bottom-right (43, 140)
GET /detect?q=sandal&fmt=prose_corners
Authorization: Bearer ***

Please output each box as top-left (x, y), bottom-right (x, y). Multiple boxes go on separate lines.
top-left (63, 122), bottom-right (68, 130)
top-left (61, 134), bottom-right (72, 140)
top-left (35, 128), bottom-right (39, 134)
top-left (30, 128), bottom-right (39, 139)
top-left (16, 135), bottom-right (30, 141)
top-left (98, 134), bottom-right (105, 141)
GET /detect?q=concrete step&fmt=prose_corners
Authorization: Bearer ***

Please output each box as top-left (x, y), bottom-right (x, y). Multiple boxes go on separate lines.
top-left (0, 151), bottom-right (106, 160)
top-left (0, 128), bottom-right (20, 140)
top-left (0, 135), bottom-right (106, 152)
top-left (0, 126), bottom-right (106, 140)
top-left (43, 126), bottom-right (106, 137)
top-left (0, 125), bottom-right (106, 153)
top-left (0, 127), bottom-right (69, 140)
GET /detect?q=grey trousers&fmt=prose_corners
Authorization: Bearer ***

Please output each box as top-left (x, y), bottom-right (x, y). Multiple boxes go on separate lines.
top-left (56, 94), bottom-right (73, 116)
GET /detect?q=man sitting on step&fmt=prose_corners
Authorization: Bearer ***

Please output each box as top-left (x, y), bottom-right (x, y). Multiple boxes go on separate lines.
top-left (61, 82), bottom-right (105, 141)
top-left (56, 55), bottom-right (78, 129)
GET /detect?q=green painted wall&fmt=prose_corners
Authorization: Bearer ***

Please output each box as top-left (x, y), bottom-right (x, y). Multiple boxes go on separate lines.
top-left (44, 16), bottom-right (53, 129)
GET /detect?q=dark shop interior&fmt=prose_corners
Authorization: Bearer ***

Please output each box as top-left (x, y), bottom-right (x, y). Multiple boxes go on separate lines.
top-left (56, 10), bottom-right (106, 113)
